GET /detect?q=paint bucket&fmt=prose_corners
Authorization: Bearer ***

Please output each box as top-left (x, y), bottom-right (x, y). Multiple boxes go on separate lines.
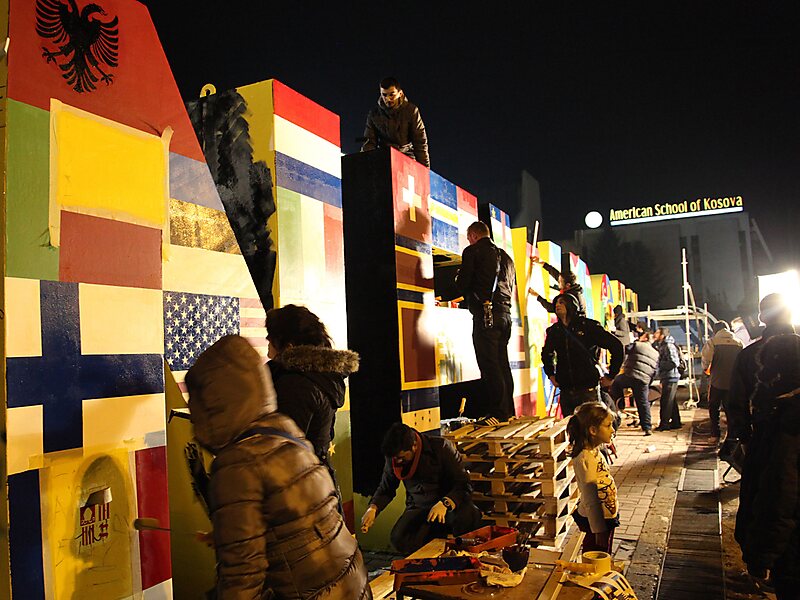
top-left (501, 544), bottom-right (530, 572)
top-left (582, 551), bottom-right (612, 573)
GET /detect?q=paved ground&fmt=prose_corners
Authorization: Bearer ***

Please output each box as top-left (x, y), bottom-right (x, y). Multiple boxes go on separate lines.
top-left (610, 401), bottom-right (694, 597)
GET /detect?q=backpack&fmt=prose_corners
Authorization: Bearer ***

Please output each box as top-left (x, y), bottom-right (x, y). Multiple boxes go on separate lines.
top-left (674, 345), bottom-right (688, 378)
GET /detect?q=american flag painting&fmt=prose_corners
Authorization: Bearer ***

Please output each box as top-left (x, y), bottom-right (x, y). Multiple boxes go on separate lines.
top-left (164, 291), bottom-right (240, 371)
top-left (164, 291), bottom-right (267, 398)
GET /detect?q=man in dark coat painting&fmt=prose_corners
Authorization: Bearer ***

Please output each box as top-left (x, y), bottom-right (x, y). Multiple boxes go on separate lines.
top-left (361, 77), bottom-right (430, 167)
top-left (360, 423), bottom-right (482, 554)
top-left (453, 221), bottom-right (517, 421)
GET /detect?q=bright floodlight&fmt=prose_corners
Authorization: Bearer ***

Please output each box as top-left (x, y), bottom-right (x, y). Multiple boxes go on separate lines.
top-left (758, 270), bottom-right (800, 325)
top-left (585, 211), bottom-right (603, 229)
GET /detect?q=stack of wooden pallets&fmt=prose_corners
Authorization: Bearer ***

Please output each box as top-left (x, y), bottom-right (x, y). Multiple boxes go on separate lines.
top-left (445, 416), bottom-right (578, 549)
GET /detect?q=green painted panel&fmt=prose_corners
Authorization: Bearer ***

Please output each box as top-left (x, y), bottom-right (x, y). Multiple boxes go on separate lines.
top-left (6, 100), bottom-right (58, 279)
top-left (355, 490), bottom-right (407, 552)
top-left (165, 363), bottom-right (216, 598)
top-left (276, 186), bottom-right (304, 299)
top-left (332, 410), bottom-right (353, 505)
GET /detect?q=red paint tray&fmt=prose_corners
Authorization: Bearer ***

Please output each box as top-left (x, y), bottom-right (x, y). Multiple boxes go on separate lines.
top-left (444, 525), bottom-right (518, 552)
top-left (391, 556), bottom-right (481, 589)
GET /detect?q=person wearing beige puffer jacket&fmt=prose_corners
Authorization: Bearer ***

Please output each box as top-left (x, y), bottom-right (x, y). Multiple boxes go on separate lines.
top-left (186, 334), bottom-right (372, 600)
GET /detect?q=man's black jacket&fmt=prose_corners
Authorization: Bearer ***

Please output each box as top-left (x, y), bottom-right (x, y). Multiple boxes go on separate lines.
top-left (362, 97), bottom-right (430, 167)
top-left (727, 323), bottom-right (795, 441)
top-left (542, 317), bottom-right (624, 389)
top-left (536, 261), bottom-right (587, 316)
top-left (736, 390), bottom-right (800, 574)
top-left (455, 237), bottom-right (515, 317)
top-left (369, 434), bottom-right (473, 512)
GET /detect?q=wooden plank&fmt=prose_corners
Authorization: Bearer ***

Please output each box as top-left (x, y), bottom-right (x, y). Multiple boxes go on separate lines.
top-left (536, 530), bottom-right (584, 600)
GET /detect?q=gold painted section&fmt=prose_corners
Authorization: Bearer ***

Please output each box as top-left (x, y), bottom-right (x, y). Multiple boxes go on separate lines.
top-left (400, 407), bottom-right (441, 433)
top-left (169, 197), bottom-right (240, 253)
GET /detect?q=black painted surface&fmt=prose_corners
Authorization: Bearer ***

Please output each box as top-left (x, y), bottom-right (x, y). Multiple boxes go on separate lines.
top-left (342, 149), bottom-right (403, 496)
top-left (188, 90), bottom-right (277, 311)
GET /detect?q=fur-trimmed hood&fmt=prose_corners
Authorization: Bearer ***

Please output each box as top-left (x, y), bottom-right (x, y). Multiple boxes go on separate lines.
top-left (270, 345), bottom-right (359, 411)
top-left (279, 345), bottom-right (360, 376)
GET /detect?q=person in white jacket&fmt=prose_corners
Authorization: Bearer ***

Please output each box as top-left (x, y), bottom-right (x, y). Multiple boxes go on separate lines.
top-left (701, 321), bottom-right (743, 439)
top-left (567, 402), bottom-right (619, 554)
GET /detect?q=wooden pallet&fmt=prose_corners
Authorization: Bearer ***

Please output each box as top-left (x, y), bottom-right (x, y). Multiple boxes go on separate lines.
top-left (447, 416), bottom-right (577, 550)
top-left (448, 417), bottom-right (568, 456)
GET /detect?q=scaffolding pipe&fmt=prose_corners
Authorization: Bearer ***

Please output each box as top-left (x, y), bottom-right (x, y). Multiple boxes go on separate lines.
top-left (682, 248), bottom-right (695, 407)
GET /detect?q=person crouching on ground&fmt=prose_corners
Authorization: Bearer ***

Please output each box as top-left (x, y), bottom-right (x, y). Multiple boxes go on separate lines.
top-left (568, 402), bottom-right (620, 555)
top-left (185, 335), bottom-right (371, 600)
top-left (360, 423), bottom-right (482, 555)
top-left (737, 333), bottom-right (800, 599)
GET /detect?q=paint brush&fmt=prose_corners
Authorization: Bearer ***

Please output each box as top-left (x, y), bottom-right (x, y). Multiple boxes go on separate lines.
top-left (133, 517), bottom-right (171, 532)
top-left (133, 518), bottom-right (213, 545)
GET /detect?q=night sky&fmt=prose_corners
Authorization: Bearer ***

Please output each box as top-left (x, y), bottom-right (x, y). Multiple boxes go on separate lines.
top-left (143, 1), bottom-right (799, 271)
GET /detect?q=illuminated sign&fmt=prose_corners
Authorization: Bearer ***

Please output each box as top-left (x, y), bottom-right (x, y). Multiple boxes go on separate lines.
top-left (609, 196), bottom-right (743, 226)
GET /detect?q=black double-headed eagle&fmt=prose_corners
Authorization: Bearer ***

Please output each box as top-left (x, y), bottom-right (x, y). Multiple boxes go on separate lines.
top-left (35, 0), bottom-right (119, 93)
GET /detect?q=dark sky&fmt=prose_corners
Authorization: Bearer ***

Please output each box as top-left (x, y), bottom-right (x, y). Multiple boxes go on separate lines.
top-left (143, 1), bottom-right (800, 271)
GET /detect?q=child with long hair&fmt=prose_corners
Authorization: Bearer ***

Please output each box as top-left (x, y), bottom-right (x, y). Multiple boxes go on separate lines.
top-left (568, 402), bottom-right (620, 554)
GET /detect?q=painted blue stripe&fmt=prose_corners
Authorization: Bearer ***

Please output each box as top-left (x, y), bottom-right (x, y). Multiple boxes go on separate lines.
top-left (431, 219), bottom-right (459, 254)
top-left (401, 388), bottom-right (440, 412)
top-left (6, 280), bottom-right (164, 453)
top-left (169, 153), bottom-right (225, 212)
top-left (429, 171), bottom-right (457, 209)
top-left (395, 233), bottom-right (431, 255)
top-left (276, 152), bottom-right (342, 208)
top-left (397, 289), bottom-right (426, 304)
top-left (9, 470), bottom-right (45, 600)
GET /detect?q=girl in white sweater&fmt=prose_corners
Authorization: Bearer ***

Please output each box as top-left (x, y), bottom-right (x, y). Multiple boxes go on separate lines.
top-left (567, 402), bottom-right (619, 554)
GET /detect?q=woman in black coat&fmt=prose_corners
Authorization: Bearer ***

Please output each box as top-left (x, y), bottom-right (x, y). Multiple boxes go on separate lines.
top-left (265, 305), bottom-right (359, 487)
top-left (737, 333), bottom-right (800, 599)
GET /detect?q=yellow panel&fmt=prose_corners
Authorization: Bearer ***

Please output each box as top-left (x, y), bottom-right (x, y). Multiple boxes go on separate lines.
top-left (6, 405), bottom-right (43, 475)
top-left (79, 284), bottom-right (163, 355)
top-left (41, 450), bottom-right (135, 598)
top-left (235, 81), bottom-right (275, 167)
top-left (401, 407), bottom-right (441, 433)
top-left (49, 101), bottom-right (169, 247)
top-left (163, 244), bottom-right (259, 298)
top-left (82, 393), bottom-right (166, 451)
top-left (5, 277), bottom-right (42, 358)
